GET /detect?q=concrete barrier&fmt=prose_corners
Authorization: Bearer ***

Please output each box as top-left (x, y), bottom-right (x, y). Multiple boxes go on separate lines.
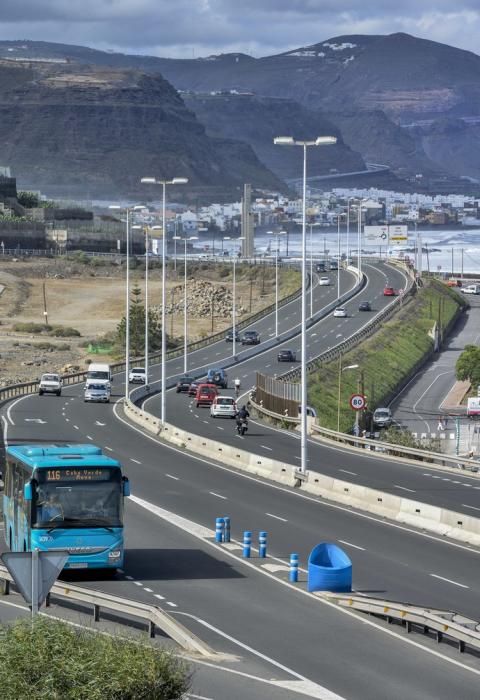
top-left (123, 402), bottom-right (480, 548)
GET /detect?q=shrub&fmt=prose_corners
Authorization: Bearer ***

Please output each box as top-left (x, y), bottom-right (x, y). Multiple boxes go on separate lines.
top-left (0, 617), bottom-right (190, 699)
top-left (13, 322), bottom-right (51, 334)
top-left (49, 326), bottom-right (81, 337)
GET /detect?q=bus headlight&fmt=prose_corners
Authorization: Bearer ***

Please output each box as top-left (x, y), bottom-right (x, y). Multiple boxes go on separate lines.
top-left (108, 550), bottom-right (121, 559)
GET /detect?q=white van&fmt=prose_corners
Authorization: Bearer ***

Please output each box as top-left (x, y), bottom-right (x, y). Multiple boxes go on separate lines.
top-left (461, 284), bottom-right (480, 295)
top-left (86, 363), bottom-right (112, 384)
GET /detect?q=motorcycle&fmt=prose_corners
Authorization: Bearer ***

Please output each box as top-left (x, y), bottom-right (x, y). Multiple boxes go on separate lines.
top-left (236, 417), bottom-right (248, 436)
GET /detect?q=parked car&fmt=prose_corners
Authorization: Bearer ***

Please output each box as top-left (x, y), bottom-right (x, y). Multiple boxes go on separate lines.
top-left (277, 349), bottom-right (296, 362)
top-left (333, 307), bottom-right (347, 318)
top-left (206, 368), bottom-right (228, 389)
top-left (241, 330), bottom-right (260, 345)
top-left (84, 382), bottom-right (111, 403)
top-left (373, 407), bottom-right (393, 428)
top-left (176, 376), bottom-right (195, 393)
top-left (195, 383), bottom-right (218, 407)
top-left (319, 276), bottom-right (331, 286)
top-left (225, 329), bottom-right (241, 342)
top-left (358, 301), bottom-right (372, 311)
top-left (38, 373), bottom-right (62, 396)
top-left (383, 286), bottom-right (396, 296)
top-left (210, 395), bottom-right (237, 418)
top-left (129, 367), bottom-right (146, 384)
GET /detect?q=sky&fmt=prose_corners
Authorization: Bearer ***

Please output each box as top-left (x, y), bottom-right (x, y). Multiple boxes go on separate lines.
top-left (0, 1), bottom-right (479, 59)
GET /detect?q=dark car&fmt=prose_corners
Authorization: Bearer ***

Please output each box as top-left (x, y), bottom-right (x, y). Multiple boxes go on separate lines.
top-left (383, 286), bottom-right (396, 296)
top-left (358, 301), bottom-right (372, 311)
top-left (241, 330), bottom-right (260, 345)
top-left (278, 349), bottom-right (296, 362)
top-left (315, 261), bottom-right (326, 272)
top-left (176, 376), bottom-right (195, 393)
top-left (225, 329), bottom-right (241, 343)
top-left (188, 380), bottom-right (200, 396)
top-left (206, 368), bottom-right (228, 389)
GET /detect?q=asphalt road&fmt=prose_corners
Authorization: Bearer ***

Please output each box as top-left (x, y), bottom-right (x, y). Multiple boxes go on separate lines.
top-left (2, 261), bottom-right (480, 697)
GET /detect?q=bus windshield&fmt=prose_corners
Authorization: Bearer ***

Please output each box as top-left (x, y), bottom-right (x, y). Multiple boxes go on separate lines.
top-left (33, 470), bottom-right (122, 529)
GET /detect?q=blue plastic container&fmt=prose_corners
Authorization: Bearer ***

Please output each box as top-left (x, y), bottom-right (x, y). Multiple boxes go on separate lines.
top-left (307, 543), bottom-right (352, 593)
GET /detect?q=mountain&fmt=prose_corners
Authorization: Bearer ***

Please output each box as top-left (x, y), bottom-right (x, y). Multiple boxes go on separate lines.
top-left (1, 35), bottom-right (480, 190)
top-left (0, 58), bottom-right (285, 200)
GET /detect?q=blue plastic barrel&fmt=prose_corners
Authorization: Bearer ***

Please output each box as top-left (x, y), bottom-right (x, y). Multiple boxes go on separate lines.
top-left (307, 543), bottom-right (352, 593)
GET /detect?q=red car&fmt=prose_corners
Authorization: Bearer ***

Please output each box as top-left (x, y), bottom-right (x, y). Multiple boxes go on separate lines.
top-left (383, 286), bottom-right (396, 296)
top-left (195, 383), bottom-right (218, 407)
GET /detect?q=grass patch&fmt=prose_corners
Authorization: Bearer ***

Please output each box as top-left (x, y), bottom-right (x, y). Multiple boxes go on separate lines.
top-left (0, 617), bottom-right (190, 699)
top-left (308, 280), bottom-right (464, 432)
top-left (13, 323), bottom-right (81, 337)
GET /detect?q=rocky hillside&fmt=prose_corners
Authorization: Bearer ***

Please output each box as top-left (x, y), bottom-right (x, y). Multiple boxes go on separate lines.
top-left (2, 36), bottom-right (480, 188)
top-left (0, 59), bottom-right (285, 200)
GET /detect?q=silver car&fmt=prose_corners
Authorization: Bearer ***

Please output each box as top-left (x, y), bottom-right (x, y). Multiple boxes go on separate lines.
top-left (84, 382), bottom-right (111, 403)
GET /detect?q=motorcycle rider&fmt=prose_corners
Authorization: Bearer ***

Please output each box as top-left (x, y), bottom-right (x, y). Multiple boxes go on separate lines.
top-left (235, 404), bottom-right (250, 432)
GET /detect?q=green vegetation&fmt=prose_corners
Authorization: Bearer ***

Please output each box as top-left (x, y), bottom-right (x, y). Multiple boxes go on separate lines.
top-left (17, 191), bottom-right (56, 208)
top-left (13, 322), bottom-right (81, 337)
top-left (308, 280), bottom-right (464, 432)
top-left (115, 285), bottom-right (163, 357)
top-left (456, 344), bottom-right (480, 388)
top-left (0, 617), bottom-right (189, 699)
top-left (381, 426), bottom-right (441, 453)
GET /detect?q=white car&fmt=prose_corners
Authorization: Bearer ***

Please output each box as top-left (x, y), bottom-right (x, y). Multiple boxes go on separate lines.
top-left (38, 373), bottom-right (62, 396)
top-left (129, 367), bottom-right (146, 383)
top-left (210, 396), bottom-right (237, 418)
top-left (319, 277), bottom-right (331, 286)
top-left (333, 307), bottom-right (347, 318)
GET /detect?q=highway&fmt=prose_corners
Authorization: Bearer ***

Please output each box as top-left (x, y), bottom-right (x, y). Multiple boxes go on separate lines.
top-left (2, 260), bottom-right (480, 698)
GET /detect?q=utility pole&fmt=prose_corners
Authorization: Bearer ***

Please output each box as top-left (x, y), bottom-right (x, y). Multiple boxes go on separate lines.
top-left (170, 288), bottom-right (175, 336)
top-left (249, 276), bottom-right (254, 312)
top-left (211, 292), bottom-right (215, 333)
top-left (42, 282), bottom-right (48, 326)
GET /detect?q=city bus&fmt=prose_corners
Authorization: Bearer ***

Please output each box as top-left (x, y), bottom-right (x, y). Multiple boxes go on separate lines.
top-left (3, 444), bottom-right (130, 571)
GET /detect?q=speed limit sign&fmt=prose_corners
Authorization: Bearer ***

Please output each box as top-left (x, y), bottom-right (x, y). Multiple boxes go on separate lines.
top-left (350, 394), bottom-right (366, 411)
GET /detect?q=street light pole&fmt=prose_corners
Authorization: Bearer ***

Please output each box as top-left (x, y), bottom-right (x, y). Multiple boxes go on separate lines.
top-left (274, 135), bottom-right (337, 476)
top-left (144, 225), bottom-right (149, 385)
top-left (141, 176), bottom-right (188, 425)
top-left (337, 359), bottom-right (359, 432)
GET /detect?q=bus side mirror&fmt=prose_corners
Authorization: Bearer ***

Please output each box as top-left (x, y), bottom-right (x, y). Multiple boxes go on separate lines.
top-left (122, 477), bottom-right (130, 497)
top-left (24, 482), bottom-right (33, 501)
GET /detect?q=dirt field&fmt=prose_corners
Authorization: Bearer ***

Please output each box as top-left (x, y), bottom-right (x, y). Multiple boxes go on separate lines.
top-left (0, 256), bottom-right (299, 385)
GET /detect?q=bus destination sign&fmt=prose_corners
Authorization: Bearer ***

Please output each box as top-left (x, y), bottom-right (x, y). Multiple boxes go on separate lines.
top-left (44, 468), bottom-right (112, 482)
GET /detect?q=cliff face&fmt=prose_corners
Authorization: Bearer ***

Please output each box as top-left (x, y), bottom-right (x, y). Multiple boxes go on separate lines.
top-left (0, 60), bottom-right (284, 199)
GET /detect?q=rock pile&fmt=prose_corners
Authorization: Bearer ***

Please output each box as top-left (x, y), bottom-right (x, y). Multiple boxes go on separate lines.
top-left (164, 280), bottom-right (246, 319)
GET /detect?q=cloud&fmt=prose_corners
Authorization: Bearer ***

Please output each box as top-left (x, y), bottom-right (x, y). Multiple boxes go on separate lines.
top-left (0, 1), bottom-right (479, 58)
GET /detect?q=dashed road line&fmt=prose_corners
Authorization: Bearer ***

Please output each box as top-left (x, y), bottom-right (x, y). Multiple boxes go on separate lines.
top-left (339, 469), bottom-right (357, 476)
top-left (154, 594), bottom-right (165, 600)
top-left (166, 601), bottom-right (178, 607)
top-left (166, 474), bottom-right (179, 480)
top-left (266, 512), bottom-right (288, 522)
top-left (338, 540), bottom-right (365, 551)
top-left (130, 458), bottom-right (141, 464)
top-left (462, 504), bottom-right (480, 512)
top-left (394, 485), bottom-right (416, 493)
top-left (104, 446), bottom-right (113, 451)
top-left (261, 445), bottom-right (273, 451)
top-left (209, 491), bottom-right (227, 500)
top-left (430, 573), bottom-right (469, 589)
top-left (144, 587), bottom-right (153, 593)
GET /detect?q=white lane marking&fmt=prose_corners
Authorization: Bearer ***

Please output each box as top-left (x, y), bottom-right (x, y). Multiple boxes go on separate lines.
top-left (217, 426), bottom-right (224, 431)
top-left (203, 420), bottom-right (209, 424)
top-left (166, 601), bottom-right (178, 607)
top-left (187, 694), bottom-right (214, 700)
top-left (462, 483), bottom-right (472, 488)
top-left (194, 414), bottom-right (199, 419)
top-left (462, 504), bottom-right (480, 512)
top-left (125, 575), bottom-right (134, 580)
top-left (7, 393), bottom-right (33, 425)
top-left (215, 352), bottom-right (221, 356)
top-left (130, 458), bottom-right (141, 464)
top-left (266, 512), bottom-right (288, 522)
top-left (86, 435), bottom-right (93, 440)
top-left (104, 446), bottom-right (113, 451)
top-left (154, 594), bottom-right (165, 600)
top-left (118, 407), bottom-right (480, 556)
top-left (73, 424), bottom-right (79, 430)
top-left (260, 445), bottom-right (273, 451)
top-left (166, 473), bottom-right (179, 480)
top-left (242, 374), bottom-right (248, 378)
top-left (95, 420), bottom-right (106, 426)
top-left (129, 495), bottom-right (213, 538)
top-left (133, 581), bottom-right (143, 587)
top-left (209, 491), bottom-right (227, 500)
top-left (339, 540), bottom-right (365, 551)
top-left (430, 574), bottom-right (469, 589)
top-left (1, 416), bottom-right (9, 445)
top-left (144, 587), bottom-right (153, 593)
top-left (339, 469), bottom-right (357, 476)
top-left (65, 418), bottom-right (70, 422)
top-left (265, 364), bottom-right (271, 368)
top-left (394, 485), bottom-right (416, 493)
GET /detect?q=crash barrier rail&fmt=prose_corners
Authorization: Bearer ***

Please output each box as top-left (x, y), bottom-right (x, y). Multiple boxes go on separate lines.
top-left (279, 261), bottom-right (414, 384)
top-left (321, 591), bottom-right (480, 654)
top-left (249, 394), bottom-right (480, 475)
top-left (123, 395), bottom-right (480, 548)
top-left (0, 262), bottom-right (308, 401)
top-left (0, 564), bottom-right (212, 656)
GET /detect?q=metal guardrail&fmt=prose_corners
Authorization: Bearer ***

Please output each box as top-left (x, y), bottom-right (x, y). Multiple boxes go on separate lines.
top-left (279, 261), bottom-right (413, 382)
top-left (322, 592), bottom-right (480, 654)
top-left (0, 564), bottom-right (212, 656)
top-left (0, 264), bottom-right (304, 402)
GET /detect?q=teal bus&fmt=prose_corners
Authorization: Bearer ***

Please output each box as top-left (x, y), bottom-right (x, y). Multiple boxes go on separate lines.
top-left (3, 444), bottom-right (130, 571)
